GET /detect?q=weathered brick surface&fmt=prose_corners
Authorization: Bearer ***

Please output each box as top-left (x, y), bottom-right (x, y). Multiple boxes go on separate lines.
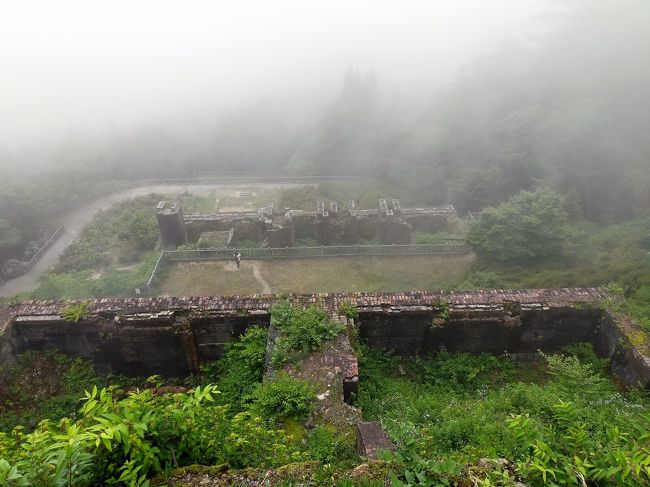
top-left (0, 288), bottom-right (611, 334)
top-left (2, 288), bottom-right (648, 388)
top-left (356, 421), bottom-right (394, 460)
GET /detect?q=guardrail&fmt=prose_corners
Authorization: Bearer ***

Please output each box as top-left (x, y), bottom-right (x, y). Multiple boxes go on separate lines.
top-left (144, 242), bottom-right (469, 292)
top-left (50, 175), bottom-right (369, 217)
top-left (1, 225), bottom-right (66, 280)
top-left (145, 251), bottom-right (165, 291)
top-left (165, 242), bottom-right (469, 261)
top-left (25, 225), bottom-right (66, 267)
top-left (133, 175), bottom-right (366, 185)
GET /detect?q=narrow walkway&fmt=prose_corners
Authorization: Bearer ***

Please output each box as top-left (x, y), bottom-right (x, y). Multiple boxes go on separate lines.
top-left (250, 261), bottom-right (272, 294)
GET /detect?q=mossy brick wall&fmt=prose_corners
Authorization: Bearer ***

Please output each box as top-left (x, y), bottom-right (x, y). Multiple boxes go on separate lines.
top-left (357, 307), bottom-right (601, 356)
top-left (1, 289), bottom-right (649, 387)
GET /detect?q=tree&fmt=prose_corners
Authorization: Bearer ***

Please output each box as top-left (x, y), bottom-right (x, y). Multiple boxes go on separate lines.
top-left (467, 187), bottom-right (570, 263)
top-left (0, 218), bottom-right (22, 260)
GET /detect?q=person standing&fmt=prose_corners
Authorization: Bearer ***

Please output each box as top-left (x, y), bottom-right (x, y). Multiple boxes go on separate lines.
top-left (234, 251), bottom-right (241, 268)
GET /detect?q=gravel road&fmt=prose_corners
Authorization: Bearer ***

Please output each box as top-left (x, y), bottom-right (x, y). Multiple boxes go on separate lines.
top-left (0, 183), bottom-right (299, 297)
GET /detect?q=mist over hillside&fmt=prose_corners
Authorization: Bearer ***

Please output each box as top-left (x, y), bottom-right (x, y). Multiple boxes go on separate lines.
top-left (2, 1), bottom-right (649, 224)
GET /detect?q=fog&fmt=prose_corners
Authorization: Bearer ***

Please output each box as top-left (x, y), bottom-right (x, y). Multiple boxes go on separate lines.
top-left (1, 0), bottom-right (556, 149)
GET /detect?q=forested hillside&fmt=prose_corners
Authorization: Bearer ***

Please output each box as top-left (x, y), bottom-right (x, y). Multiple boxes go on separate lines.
top-left (1, 0), bottom-right (649, 259)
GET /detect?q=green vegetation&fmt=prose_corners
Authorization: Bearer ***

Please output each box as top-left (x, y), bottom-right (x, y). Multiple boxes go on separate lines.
top-left (56, 195), bottom-right (159, 273)
top-left (60, 302), bottom-right (89, 322)
top-left (159, 255), bottom-right (475, 296)
top-left (32, 252), bottom-right (160, 300)
top-left (0, 327), bottom-right (351, 486)
top-left (29, 195), bottom-right (163, 299)
top-left (2, 308), bottom-right (650, 485)
top-left (467, 188), bottom-right (571, 264)
top-left (466, 214), bottom-right (650, 331)
top-left (357, 345), bottom-right (650, 486)
top-left (0, 352), bottom-right (134, 432)
top-left (270, 300), bottom-right (345, 366)
top-left (199, 326), bottom-right (267, 413)
top-left (250, 373), bottom-right (316, 422)
top-left (338, 301), bottom-right (359, 320)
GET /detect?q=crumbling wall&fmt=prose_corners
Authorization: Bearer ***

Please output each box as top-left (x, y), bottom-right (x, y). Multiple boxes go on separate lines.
top-left (4, 303), bottom-right (272, 377)
top-left (594, 311), bottom-right (650, 388)
top-left (266, 226), bottom-right (295, 248)
top-left (232, 220), bottom-right (264, 243)
top-left (357, 306), bottom-right (600, 356)
top-left (1, 290), bottom-right (649, 388)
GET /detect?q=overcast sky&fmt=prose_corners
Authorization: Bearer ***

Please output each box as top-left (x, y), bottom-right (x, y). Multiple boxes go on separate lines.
top-left (0, 0), bottom-right (556, 149)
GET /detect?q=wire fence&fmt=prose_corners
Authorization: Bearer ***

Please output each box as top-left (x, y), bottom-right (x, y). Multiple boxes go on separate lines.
top-left (145, 242), bottom-right (470, 291)
top-left (164, 242), bottom-right (469, 261)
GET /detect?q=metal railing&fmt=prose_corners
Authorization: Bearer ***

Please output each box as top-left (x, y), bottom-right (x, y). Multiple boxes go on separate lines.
top-left (144, 242), bottom-right (470, 292)
top-left (2, 225), bottom-right (66, 280)
top-left (163, 243), bottom-right (469, 261)
top-left (145, 251), bottom-right (165, 291)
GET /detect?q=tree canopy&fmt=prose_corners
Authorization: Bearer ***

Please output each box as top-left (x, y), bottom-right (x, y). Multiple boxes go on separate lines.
top-left (467, 187), bottom-right (570, 264)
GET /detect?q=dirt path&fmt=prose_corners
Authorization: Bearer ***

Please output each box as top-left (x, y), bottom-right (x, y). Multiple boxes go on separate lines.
top-left (0, 182), bottom-right (303, 297)
top-left (250, 261), bottom-right (272, 294)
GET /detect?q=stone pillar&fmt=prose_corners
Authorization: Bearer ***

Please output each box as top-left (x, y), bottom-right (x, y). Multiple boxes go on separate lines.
top-left (156, 201), bottom-right (188, 248)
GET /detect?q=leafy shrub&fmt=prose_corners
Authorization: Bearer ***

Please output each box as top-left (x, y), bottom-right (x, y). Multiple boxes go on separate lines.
top-left (467, 187), bottom-right (571, 263)
top-left (559, 342), bottom-right (608, 373)
top-left (307, 425), bottom-right (355, 465)
top-left (509, 401), bottom-right (650, 486)
top-left (249, 374), bottom-right (316, 422)
top-left (338, 301), bottom-right (359, 320)
top-left (418, 347), bottom-right (515, 392)
top-left (60, 302), bottom-right (89, 322)
top-left (0, 384), bottom-right (307, 486)
top-left (270, 300), bottom-right (344, 366)
top-left (358, 344), bottom-right (650, 486)
top-left (200, 326), bottom-right (267, 413)
top-left (542, 351), bottom-right (612, 403)
top-left (0, 352), bottom-right (136, 432)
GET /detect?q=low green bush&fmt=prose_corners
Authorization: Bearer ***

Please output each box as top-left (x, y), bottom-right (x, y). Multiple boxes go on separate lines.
top-left (307, 425), bottom-right (356, 465)
top-left (0, 385), bottom-right (307, 486)
top-left (249, 374), bottom-right (316, 423)
top-left (358, 344), bottom-right (650, 486)
top-left (199, 326), bottom-right (267, 413)
top-left (270, 300), bottom-right (344, 366)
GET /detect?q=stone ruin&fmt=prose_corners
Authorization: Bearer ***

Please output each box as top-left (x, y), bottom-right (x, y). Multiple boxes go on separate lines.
top-left (2, 288), bottom-right (649, 387)
top-left (2, 288), bottom-right (650, 458)
top-left (155, 201), bottom-right (187, 248)
top-left (155, 198), bottom-right (458, 249)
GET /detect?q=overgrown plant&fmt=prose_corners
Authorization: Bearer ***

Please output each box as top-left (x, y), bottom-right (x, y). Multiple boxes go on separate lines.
top-left (270, 300), bottom-right (344, 366)
top-left (338, 301), bottom-right (359, 321)
top-left (0, 384), bottom-right (308, 485)
top-left (60, 302), bottom-right (89, 322)
top-left (249, 374), bottom-right (316, 422)
top-left (199, 326), bottom-right (268, 413)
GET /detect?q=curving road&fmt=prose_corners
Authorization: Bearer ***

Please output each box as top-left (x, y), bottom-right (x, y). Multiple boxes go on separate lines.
top-left (0, 182), bottom-right (306, 297)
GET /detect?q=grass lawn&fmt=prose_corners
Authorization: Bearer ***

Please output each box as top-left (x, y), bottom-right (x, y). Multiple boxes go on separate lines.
top-left (158, 254), bottom-right (475, 296)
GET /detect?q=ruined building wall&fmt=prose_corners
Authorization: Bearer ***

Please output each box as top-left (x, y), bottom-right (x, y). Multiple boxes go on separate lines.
top-left (1, 289), bottom-right (649, 388)
top-left (357, 307), bottom-right (600, 356)
top-left (156, 203), bottom-right (188, 248)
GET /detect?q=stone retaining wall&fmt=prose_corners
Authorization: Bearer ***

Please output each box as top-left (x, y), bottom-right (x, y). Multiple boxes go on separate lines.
top-left (1, 289), bottom-right (649, 387)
